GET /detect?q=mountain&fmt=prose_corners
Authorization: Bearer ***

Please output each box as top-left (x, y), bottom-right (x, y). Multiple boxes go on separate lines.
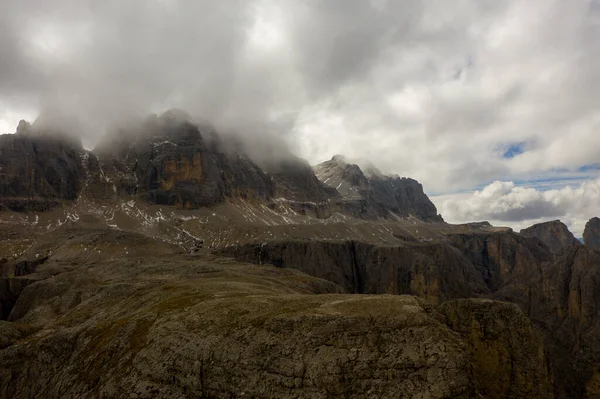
top-left (1, 115), bottom-right (600, 398)
top-left (1, 113), bottom-right (443, 223)
top-left (0, 131), bottom-right (88, 212)
top-left (94, 115), bottom-right (276, 208)
top-left (313, 155), bottom-right (443, 222)
top-left (519, 220), bottom-right (582, 253)
top-left (583, 217), bottom-right (600, 251)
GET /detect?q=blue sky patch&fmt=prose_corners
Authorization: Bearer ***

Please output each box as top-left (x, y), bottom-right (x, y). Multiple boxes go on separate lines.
top-left (503, 142), bottom-right (525, 158)
top-left (579, 163), bottom-right (600, 172)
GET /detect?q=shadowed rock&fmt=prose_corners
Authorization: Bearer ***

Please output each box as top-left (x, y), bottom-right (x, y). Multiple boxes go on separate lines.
top-left (95, 115), bottom-right (275, 208)
top-left (583, 217), bottom-right (600, 252)
top-left (441, 298), bottom-right (553, 399)
top-left (0, 134), bottom-right (88, 212)
top-left (519, 220), bottom-right (581, 253)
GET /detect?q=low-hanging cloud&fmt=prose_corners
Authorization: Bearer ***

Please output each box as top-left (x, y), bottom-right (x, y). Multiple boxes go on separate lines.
top-left (0, 0), bottom-right (599, 195)
top-left (433, 179), bottom-right (600, 237)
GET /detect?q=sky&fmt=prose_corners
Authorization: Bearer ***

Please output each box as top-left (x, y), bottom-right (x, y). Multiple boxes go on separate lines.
top-left (1, 0), bottom-right (599, 236)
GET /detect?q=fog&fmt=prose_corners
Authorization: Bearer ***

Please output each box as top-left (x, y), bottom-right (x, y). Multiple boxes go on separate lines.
top-left (1, 1), bottom-right (299, 147)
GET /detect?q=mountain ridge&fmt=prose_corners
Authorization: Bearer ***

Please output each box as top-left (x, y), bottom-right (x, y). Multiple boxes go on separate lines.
top-left (1, 113), bottom-right (443, 224)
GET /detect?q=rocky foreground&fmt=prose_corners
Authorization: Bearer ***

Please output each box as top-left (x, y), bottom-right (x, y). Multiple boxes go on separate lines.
top-left (1, 113), bottom-right (600, 398)
top-left (0, 228), bottom-right (552, 399)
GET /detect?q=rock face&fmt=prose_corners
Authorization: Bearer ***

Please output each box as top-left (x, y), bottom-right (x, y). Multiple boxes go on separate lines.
top-left (222, 230), bottom-right (600, 399)
top-left (218, 239), bottom-right (490, 302)
top-left (96, 116), bottom-right (275, 208)
top-left (441, 299), bottom-right (553, 399)
top-left (0, 321), bottom-right (33, 349)
top-left (0, 134), bottom-right (88, 212)
top-left (519, 220), bottom-right (581, 253)
top-left (268, 157), bottom-right (339, 218)
top-left (313, 155), bottom-right (442, 222)
top-left (583, 217), bottom-right (600, 251)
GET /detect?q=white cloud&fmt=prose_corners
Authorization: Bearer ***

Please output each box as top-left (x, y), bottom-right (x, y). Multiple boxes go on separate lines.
top-left (432, 179), bottom-right (600, 237)
top-left (292, 0), bottom-right (600, 193)
top-left (0, 0), bottom-right (599, 205)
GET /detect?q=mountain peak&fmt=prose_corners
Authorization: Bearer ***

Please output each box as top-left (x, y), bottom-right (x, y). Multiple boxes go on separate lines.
top-left (583, 217), bottom-right (600, 251)
top-left (313, 156), bottom-right (442, 222)
top-left (520, 220), bottom-right (581, 253)
top-left (331, 154), bottom-right (347, 164)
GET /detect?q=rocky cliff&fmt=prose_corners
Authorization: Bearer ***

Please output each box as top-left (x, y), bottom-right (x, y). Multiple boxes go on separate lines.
top-left (0, 226), bottom-right (554, 398)
top-left (220, 229), bottom-right (600, 398)
top-left (1, 115), bottom-right (442, 224)
top-left (583, 217), bottom-right (600, 252)
top-left (519, 220), bottom-right (581, 253)
top-left (440, 299), bottom-right (553, 399)
top-left (95, 114), bottom-right (275, 208)
top-left (0, 133), bottom-right (88, 212)
top-left (314, 155), bottom-right (443, 222)
top-left (218, 239), bottom-right (490, 302)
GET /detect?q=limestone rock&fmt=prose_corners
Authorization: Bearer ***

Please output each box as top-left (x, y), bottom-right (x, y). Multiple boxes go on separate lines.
top-left (0, 134), bottom-right (89, 212)
top-left (441, 298), bottom-right (553, 399)
top-left (313, 155), bottom-right (443, 222)
top-left (519, 220), bottom-right (581, 253)
top-left (221, 230), bottom-right (600, 399)
top-left (15, 120), bottom-right (30, 135)
top-left (218, 239), bottom-right (490, 303)
top-left (0, 321), bottom-right (34, 349)
top-left (268, 156), bottom-right (339, 218)
top-left (583, 217), bottom-right (600, 251)
top-left (95, 115), bottom-right (275, 208)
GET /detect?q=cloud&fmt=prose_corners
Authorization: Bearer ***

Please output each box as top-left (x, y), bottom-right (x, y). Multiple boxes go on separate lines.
top-left (292, 0), bottom-right (600, 192)
top-left (433, 179), bottom-right (600, 237)
top-left (0, 0), bottom-right (599, 196)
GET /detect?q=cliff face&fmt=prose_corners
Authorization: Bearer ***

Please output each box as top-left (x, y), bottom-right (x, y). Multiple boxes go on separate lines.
top-left (583, 217), bottom-right (600, 252)
top-left (218, 239), bottom-right (490, 303)
top-left (441, 299), bottom-right (553, 399)
top-left (96, 118), bottom-right (275, 208)
top-left (0, 134), bottom-right (88, 212)
top-left (220, 231), bottom-right (600, 399)
top-left (313, 155), bottom-right (442, 222)
top-left (519, 220), bottom-right (581, 253)
top-left (0, 227), bottom-right (554, 398)
top-left (268, 157), bottom-right (340, 218)
top-left (1, 116), bottom-right (443, 224)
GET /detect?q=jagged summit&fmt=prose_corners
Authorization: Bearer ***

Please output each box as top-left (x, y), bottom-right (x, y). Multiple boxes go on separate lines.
top-left (95, 115), bottom-right (275, 208)
top-left (519, 220), bottom-right (581, 253)
top-left (331, 154), bottom-right (347, 163)
top-left (583, 217), bottom-right (600, 251)
top-left (313, 155), bottom-right (443, 222)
